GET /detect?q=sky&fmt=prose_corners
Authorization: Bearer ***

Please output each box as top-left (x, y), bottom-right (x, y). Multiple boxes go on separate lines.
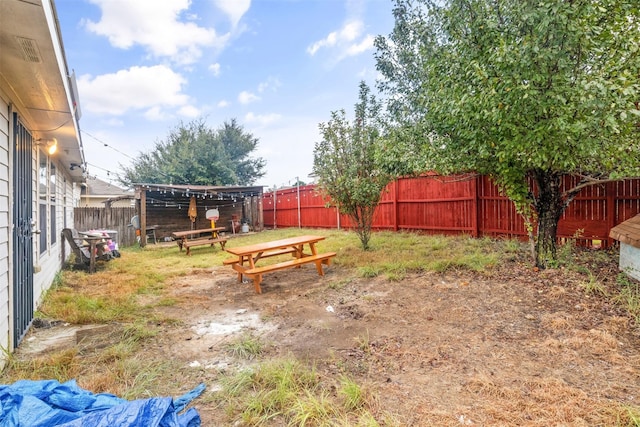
top-left (54, 0), bottom-right (396, 189)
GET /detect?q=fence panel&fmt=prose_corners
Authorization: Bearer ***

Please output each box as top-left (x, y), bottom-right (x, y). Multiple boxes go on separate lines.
top-left (265, 175), bottom-right (640, 246)
top-left (478, 175), bottom-right (527, 238)
top-left (394, 174), bottom-right (478, 235)
top-left (74, 207), bottom-right (137, 247)
top-left (616, 180), bottom-right (640, 225)
top-left (557, 177), bottom-right (609, 246)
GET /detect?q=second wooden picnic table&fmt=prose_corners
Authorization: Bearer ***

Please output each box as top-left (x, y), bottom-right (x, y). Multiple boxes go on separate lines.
top-left (224, 235), bottom-right (336, 293)
top-left (171, 226), bottom-right (227, 255)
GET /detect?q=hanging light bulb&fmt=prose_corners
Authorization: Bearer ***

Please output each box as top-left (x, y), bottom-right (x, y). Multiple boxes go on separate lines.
top-left (47, 138), bottom-right (57, 155)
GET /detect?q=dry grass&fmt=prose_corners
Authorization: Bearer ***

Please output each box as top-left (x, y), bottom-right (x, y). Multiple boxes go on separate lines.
top-left (464, 375), bottom-right (640, 426)
top-left (2, 229), bottom-right (640, 425)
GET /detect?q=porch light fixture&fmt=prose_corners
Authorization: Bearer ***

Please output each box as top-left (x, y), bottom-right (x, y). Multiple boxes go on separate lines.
top-left (36, 138), bottom-right (58, 155)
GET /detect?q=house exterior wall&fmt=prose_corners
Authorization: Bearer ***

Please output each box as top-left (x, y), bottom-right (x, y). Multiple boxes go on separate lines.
top-left (0, 91), bottom-right (11, 354)
top-left (81, 197), bottom-right (133, 208)
top-left (619, 243), bottom-right (640, 281)
top-left (33, 151), bottom-right (76, 305)
top-left (0, 87), bottom-right (80, 360)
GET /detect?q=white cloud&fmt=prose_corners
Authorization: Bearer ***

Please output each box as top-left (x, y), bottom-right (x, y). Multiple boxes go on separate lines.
top-left (238, 91), bottom-right (260, 105)
top-left (306, 20), bottom-right (374, 60)
top-left (78, 65), bottom-right (192, 116)
top-left (103, 118), bottom-right (124, 127)
top-left (248, 117), bottom-right (321, 187)
top-left (144, 106), bottom-right (169, 121)
top-left (346, 34), bottom-right (374, 56)
top-left (209, 63), bottom-right (221, 76)
top-left (217, 100), bottom-right (230, 108)
top-left (85, 0), bottom-right (228, 65)
top-left (213, 0), bottom-right (251, 28)
top-left (258, 77), bottom-right (281, 93)
top-left (178, 105), bottom-right (201, 118)
top-left (244, 112), bottom-right (282, 126)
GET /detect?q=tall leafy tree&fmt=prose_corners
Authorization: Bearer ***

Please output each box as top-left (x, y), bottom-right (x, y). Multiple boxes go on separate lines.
top-left (313, 82), bottom-right (391, 250)
top-left (375, 0), bottom-right (640, 267)
top-left (118, 118), bottom-right (265, 187)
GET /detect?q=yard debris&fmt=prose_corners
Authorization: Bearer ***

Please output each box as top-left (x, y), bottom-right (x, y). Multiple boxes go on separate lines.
top-left (0, 379), bottom-right (205, 426)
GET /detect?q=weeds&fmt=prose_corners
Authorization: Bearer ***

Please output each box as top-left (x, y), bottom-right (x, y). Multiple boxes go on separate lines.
top-left (355, 330), bottom-right (371, 355)
top-left (614, 274), bottom-right (640, 323)
top-left (580, 270), bottom-right (609, 297)
top-left (225, 334), bottom-right (264, 360)
top-left (339, 375), bottom-right (366, 411)
top-left (2, 228), bottom-right (638, 425)
top-left (2, 348), bottom-right (81, 383)
top-left (217, 358), bottom-right (383, 426)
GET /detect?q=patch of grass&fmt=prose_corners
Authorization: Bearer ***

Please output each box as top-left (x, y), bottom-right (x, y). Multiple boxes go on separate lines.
top-left (338, 375), bottom-right (366, 411)
top-left (216, 358), bottom-right (385, 426)
top-left (154, 297), bottom-right (178, 307)
top-left (614, 274), bottom-right (640, 323)
top-left (330, 231), bottom-right (502, 276)
top-left (328, 277), bottom-right (353, 290)
top-left (225, 334), bottom-right (264, 360)
top-left (355, 330), bottom-right (371, 355)
top-left (2, 348), bottom-right (81, 383)
top-left (83, 357), bottom-right (176, 399)
top-left (580, 270), bottom-right (609, 297)
top-left (358, 265), bottom-right (382, 278)
top-left (286, 389), bottom-right (336, 425)
top-left (39, 292), bottom-right (143, 324)
top-left (623, 405), bottom-right (640, 426)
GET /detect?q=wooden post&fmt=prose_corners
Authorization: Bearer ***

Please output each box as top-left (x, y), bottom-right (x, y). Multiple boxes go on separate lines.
top-left (140, 187), bottom-right (147, 247)
top-left (393, 179), bottom-right (399, 231)
top-left (297, 180), bottom-right (301, 229)
top-left (257, 196), bottom-right (264, 232)
top-left (606, 181), bottom-right (616, 248)
top-left (473, 174), bottom-right (480, 238)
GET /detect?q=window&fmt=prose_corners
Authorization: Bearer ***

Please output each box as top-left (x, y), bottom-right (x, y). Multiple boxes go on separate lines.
top-left (38, 150), bottom-right (58, 254)
top-left (50, 163), bottom-right (56, 245)
top-left (38, 151), bottom-right (47, 254)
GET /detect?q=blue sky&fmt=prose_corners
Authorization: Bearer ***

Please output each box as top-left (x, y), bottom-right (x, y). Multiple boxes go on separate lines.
top-left (55, 0), bottom-right (395, 188)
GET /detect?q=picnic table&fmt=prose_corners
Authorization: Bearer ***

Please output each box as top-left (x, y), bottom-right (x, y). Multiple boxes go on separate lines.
top-left (78, 230), bottom-right (115, 273)
top-left (223, 235), bottom-right (336, 293)
top-left (171, 227), bottom-right (227, 255)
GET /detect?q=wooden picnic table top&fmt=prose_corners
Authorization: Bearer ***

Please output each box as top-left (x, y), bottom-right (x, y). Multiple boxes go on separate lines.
top-left (171, 227), bottom-right (226, 238)
top-left (225, 235), bottom-right (325, 257)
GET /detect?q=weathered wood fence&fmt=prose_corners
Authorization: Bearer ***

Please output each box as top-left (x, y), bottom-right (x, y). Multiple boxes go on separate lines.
top-left (263, 174), bottom-right (640, 248)
top-left (74, 207), bottom-right (137, 247)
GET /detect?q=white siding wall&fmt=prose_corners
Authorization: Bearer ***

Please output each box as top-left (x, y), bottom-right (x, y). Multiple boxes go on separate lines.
top-left (0, 92), bottom-right (11, 354)
top-left (33, 156), bottom-right (75, 306)
top-left (620, 243), bottom-right (640, 282)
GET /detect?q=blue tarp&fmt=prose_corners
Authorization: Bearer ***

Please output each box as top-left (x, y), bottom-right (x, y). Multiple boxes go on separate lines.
top-left (0, 379), bottom-right (205, 426)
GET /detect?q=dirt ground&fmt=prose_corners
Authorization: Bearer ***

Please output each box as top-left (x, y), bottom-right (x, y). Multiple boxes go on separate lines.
top-left (20, 250), bottom-right (640, 426)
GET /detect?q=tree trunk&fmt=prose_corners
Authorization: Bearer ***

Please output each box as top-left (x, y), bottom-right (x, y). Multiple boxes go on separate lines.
top-left (533, 171), bottom-right (565, 268)
top-left (352, 205), bottom-right (374, 250)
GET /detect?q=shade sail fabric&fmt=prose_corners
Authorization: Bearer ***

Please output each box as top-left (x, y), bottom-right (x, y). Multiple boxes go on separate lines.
top-left (0, 379), bottom-right (204, 426)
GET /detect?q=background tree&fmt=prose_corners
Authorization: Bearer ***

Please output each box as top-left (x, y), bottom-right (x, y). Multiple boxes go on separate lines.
top-left (375, 0), bottom-right (640, 267)
top-left (118, 118), bottom-right (265, 187)
top-left (313, 82), bottom-right (391, 250)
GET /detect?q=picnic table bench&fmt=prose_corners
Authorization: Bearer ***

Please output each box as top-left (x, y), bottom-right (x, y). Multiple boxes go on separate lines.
top-left (171, 227), bottom-right (227, 255)
top-left (223, 235), bottom-right (336, 293)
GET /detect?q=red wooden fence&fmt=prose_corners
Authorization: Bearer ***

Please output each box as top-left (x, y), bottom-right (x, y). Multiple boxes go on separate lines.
top-left (262, 175), bottom-right (640, 248)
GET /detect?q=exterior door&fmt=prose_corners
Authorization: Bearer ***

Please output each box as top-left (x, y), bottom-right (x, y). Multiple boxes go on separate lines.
top-left (12, 113), bottom-right (34, 347)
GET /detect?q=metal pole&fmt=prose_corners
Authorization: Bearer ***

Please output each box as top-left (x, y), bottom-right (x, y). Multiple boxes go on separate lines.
top-left (273, 186), bottom-right (277, 229)
top-left (297, 177), bottom-right (301, 229)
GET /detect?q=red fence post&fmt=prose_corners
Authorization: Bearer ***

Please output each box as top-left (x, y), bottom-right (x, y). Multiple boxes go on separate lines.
top-left (393, 179), bottom-right (399, 231)
top-left (472, 175), bottom-right (479, 238)
top-left (606, 181), bottom-right (616, 248)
